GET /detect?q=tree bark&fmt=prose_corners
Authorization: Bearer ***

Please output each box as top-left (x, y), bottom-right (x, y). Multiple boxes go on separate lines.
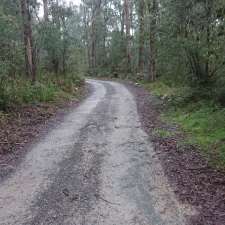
top-left (121, 7), bottom-right (125, 36)
top-left (43, 0), bottom-right (48, 21)
top-left (20, 0), bottom-right (36, 83)
top-left (138, 0), bottom-right (145, 75)
top-left (90, 0), bottom-right (102, 72)
top-left (148, 0), bottom-right (158, 82)
top-left (205, 0), bottom-right (212, 80)
top-left (90, 17), bottom-right (96, 70)
top-left (124, 0), bottom-right (131, 72)
top-left (83, 5), bottom-right (91, 69)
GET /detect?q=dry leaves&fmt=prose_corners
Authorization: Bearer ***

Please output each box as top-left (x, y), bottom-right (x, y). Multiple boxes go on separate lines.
top-left (127, 83), bottom-right (225, 225)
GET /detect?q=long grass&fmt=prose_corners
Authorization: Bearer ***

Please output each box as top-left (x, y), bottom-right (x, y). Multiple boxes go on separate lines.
top-left (0, 73), bottom-right (84, 110)
top-left (141, 79), bottom-right (225, 168)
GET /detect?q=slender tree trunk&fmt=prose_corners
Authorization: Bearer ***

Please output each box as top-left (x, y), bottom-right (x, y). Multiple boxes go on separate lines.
top-left (124, 0), bottom-right (131, 72)
top-left (20, 0), bottom-right (36, 83)
top-left (121, 8), bottom-right (125, 36)
top-left (82, 5), bottom-right (91, 69)
top-left (90, 18), bottom-right (96, 70)
top-left (62, 48), bottom-right (66, 74)
top-left (138, 0), bottom-right (145, 75)
top-left (102, 0), bottom-right (108, 67)
top-left (90, 0), bottom-right (102, 73)
top-left (205, 0), bottom-right (212, 80)
top-left (148, 0), bottom-right (158, 81)
top-left (43, 0), bottom-right (48, 21)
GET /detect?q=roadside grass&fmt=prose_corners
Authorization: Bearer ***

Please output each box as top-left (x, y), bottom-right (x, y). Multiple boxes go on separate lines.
top-left (0, 73), bottom-right (84, 111)
top-left (0, 73), bottom-right (85, 126)
top-left (141, 79), bottom-right (225, 168)
top-left (164, 104), bottom-right (225, 167)
top-left (152, 128), bottom-right (175, 138)
top-left (140, 80), bottom-right (178, 97)
top-left (0, 73), bottom-right (85, 155)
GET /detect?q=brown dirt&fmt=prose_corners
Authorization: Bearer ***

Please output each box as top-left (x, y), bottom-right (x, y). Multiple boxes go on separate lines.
top-left (0, 85), bottom-right (89, 182)
top-left (126, 82), bottom-right (225, 225)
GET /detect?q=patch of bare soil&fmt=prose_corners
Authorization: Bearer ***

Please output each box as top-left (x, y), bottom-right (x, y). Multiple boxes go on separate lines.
top-left (0, 85), bottom-right (89, 182)
top-left (126, 83), bottom-right (225, 225)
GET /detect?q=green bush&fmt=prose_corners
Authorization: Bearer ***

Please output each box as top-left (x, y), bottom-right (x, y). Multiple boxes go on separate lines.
top-left (19, 81), bottom-right (59, 103)
top-left (0, 73), bottom-right (84, 110)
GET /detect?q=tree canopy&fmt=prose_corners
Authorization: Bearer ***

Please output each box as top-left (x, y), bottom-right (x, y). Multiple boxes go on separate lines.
top-left (0, 0), bottom-right (225, 105)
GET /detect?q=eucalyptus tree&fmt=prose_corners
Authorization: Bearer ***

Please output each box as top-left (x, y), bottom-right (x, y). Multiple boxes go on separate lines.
top-left (20, 0), bottom-right (36, 82)
top-left (138, 0), bottom-right (145, 75)
top-left (124, 0), bottom-right (131, 71)
top-left (147, 0), bottom-right (158, 81)
top-left (0, 0), bottom-right (23, 78)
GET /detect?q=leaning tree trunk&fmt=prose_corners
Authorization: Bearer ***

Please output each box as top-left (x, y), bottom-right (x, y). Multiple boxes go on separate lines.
top-left (20, 0), bottom-right (36, 83)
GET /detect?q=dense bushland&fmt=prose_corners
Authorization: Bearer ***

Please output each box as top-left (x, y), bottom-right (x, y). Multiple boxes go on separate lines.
top-left (0, 0), bottom-right (85, 111)
top-left (82, 0), bottom-right (225, 102)
top-left (0, 74), bottom-right (84, 110)
top-left (80, 0), bottom-right (225, 166)
top-left (142, 79), bottom-right (225, 167)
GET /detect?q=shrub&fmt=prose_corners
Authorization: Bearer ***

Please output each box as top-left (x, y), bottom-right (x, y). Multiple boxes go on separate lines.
top-left (0, 73), bottom-right (84, 110)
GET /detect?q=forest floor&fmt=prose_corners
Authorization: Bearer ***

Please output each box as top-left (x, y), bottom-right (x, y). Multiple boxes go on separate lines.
top-left (0, 85), bottom-right (88, 183)
top-left (126, 82), bottom-right (225, 225)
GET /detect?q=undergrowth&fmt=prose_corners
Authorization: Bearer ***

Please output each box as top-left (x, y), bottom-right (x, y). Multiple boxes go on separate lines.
top-left (141, 79), bottom-right (225, 168)
top-left (0, 73), bottom-right (84, 111)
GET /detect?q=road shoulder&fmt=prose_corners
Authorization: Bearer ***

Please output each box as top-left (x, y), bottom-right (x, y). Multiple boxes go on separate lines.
top-left (0, 84), bottom-right (90, 183)
top-left (126, 82), bottom-right (225, 225)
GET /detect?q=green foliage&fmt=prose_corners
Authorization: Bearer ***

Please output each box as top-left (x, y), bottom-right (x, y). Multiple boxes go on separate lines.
top-left (0, 74), bottom-right (84, 110)
top-left (108, 31), bottom-right (126, 72)
top-left (152, 128), bottom-right (174, 138)
top-left (144, 79), bottom-right (225, 167)
top-left (0, 1), bottom-right (24, 78)
top-left (164, 102), bottom-right (225, 167)
top-left (19, 81), bottom-right (59, 103)
top-left (157, 0), bottom-right (225, 98)
top-left (0, 0), bottom-right (86, 111)
top-left (141, 80), bottom-right (178, 98)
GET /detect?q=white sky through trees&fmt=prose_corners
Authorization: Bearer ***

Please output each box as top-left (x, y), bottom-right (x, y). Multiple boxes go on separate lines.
top-left (61, 0), bottom-right (81, 5)
top-left (39, 0), bottom-right (81, 17)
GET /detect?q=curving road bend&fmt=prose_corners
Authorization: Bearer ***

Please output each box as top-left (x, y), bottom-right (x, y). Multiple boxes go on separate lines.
top-left (0, 80), bottom-right (195, 225)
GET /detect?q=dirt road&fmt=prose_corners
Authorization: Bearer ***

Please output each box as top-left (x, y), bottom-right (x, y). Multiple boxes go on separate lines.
top-left (0, 80), bottom-right (195, 225)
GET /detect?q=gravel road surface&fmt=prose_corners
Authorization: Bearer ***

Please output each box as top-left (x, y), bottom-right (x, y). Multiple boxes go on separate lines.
top-left (0, 80), bottom-right (195, 225)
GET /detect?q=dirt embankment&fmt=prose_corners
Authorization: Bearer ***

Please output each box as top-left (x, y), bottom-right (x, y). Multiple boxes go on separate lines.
top-left (127, 83), bottom-right (225, 225)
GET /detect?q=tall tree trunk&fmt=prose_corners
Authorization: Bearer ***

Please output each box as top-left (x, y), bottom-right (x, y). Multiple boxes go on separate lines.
top-left (90, 0), bottom-right (102, 73)
top-left (205, 0), bottom-right (212, 80)
top-left (102, 0), bottom-right (108, 67)
top-left (121, 8), bottom-right (125, 36)
top-left (124, 0), bottom-right (131, 72)
top-left (20, 0), bottom-right (36, 83)
top-left (43, 0), bottom-right (48, 21)
top-left (90, 18), bottom-right (96, 70)
top-left (138, 0), bottom-right (145, 75)
top-left (148, 0), bottom-right (158, 81)
top-left (83, 5), bottom-right (91, 69)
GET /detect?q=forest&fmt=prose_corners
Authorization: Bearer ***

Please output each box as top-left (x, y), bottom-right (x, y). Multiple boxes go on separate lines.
top-left (1, 1), bottom-right (225, 224)
top-left (1, 0), bottom-right (225, 161)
